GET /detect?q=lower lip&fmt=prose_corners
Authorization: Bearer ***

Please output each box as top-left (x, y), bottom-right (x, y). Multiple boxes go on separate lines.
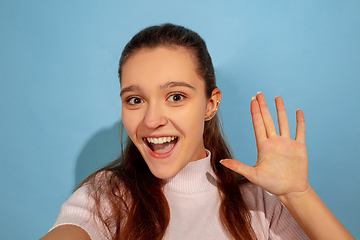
top-left (144, 139), bottom-right (178, 159)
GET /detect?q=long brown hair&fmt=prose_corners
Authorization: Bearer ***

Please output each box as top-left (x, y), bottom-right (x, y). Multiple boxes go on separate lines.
top-left (82, 23), bottom-right (256, 240)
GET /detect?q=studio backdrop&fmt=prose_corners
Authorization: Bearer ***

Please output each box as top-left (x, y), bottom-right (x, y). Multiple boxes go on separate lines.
top-left (0, 1), bottom-right (359, 239)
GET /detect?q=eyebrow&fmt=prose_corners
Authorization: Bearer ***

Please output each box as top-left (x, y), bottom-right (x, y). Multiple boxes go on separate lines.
top-left (120, 81), bottom-right (196, 97)
top-left (120, 84), bottom-right (141, 97)
top-left (160, 81), bottom-right (196, 90)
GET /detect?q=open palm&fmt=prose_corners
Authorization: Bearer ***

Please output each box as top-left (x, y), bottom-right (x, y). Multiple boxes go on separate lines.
top-left (221, 93), bottom-right (309, 197)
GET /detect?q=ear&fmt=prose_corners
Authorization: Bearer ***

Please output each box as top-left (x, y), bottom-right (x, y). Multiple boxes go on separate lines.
top-left (205, 88), bottom-right (221, 121)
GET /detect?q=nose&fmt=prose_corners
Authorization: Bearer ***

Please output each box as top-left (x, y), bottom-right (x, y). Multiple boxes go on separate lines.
top-left (143, 103), bottom-right (168, 129)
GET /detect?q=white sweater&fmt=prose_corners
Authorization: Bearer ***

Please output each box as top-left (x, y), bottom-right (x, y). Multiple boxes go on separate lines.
top-left (51, 152), bottom-right (309, 239)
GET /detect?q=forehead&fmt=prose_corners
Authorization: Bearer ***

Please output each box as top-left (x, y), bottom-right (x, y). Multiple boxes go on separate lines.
top-left (120, 46), bottom-right (203, 89)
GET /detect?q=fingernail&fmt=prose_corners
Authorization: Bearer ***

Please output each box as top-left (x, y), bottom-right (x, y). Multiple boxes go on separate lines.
top-left (275, 96), bottom-right (280, 98)
top-left (251, 96), bottom-right (256, 101)
top-left (219, 159), bottom-right (224, 164)
top-left (257, 91), bottom-right (262, 95)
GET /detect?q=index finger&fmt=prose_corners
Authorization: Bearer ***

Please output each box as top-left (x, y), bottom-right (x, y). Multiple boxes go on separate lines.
top-left (251, 97), bottom-right (267, 144)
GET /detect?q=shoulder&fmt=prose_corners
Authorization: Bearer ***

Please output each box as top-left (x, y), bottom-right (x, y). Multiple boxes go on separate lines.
top-left (240, 182), bottom-right (293, 220)
top-left (50, 181), bottom-right (111, 239)
top-left (50, 170), bottom-right (129, 240)
top-left (240, 182), bottom-right (281, 212)
top-left (240, 183), bottom-right (309, 239)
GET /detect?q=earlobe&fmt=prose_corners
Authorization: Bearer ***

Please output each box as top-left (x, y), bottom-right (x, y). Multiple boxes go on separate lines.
top-left (205, 88), bottom-right (221, 121)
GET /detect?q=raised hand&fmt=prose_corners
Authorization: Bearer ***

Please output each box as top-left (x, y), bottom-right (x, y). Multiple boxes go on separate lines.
top-left (221, 93), bottom-right (355, 239)
top-left (221, 92), bottom-right (309, 197)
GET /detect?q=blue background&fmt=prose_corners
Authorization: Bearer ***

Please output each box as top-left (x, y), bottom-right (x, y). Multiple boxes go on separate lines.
top-left (1, 1), bottom-right (359, 239)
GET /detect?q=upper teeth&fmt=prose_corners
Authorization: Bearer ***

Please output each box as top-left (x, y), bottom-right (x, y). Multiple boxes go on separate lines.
top-left (147, 137), bottom-right (176, 144)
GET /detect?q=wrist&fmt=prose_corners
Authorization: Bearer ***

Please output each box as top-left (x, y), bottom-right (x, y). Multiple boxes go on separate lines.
top-left (278, 183), bottom-right (313, 208)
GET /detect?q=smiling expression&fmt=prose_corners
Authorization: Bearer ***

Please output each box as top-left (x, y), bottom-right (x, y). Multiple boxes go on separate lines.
top-left (120, 46), bottom-right (214, 179)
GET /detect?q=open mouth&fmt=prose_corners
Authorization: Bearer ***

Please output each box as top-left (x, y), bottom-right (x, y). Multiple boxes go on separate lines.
top-left (144, 136), bottom-right (179, 155)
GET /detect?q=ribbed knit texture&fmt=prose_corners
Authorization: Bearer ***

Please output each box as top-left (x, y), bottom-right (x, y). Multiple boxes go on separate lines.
top-left (51, 151), bottom-right (309, 239)
top-left (164, 150), bottom-right (216, 193)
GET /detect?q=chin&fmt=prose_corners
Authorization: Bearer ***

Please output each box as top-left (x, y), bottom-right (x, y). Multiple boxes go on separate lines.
top-left (152, 171), bottom-right (177, 180)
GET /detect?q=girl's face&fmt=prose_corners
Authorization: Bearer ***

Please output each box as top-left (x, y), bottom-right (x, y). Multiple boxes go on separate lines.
top-left (120, 46), bottom-right (219, 179)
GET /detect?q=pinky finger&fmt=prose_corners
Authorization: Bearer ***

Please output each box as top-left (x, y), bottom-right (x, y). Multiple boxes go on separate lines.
top-left (295, 109), bottom-right (306, 143)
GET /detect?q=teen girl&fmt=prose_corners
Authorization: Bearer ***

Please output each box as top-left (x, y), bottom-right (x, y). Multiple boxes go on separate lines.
top-left (41, 23), bottom-right (354, 240)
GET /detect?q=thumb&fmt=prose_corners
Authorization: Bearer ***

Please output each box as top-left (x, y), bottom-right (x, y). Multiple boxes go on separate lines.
top-left (220, 159), bottom-right (256, 183)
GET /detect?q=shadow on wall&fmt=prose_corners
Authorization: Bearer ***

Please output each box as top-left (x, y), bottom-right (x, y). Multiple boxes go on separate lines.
top-left (73, 68), bottom-right (250, 190)
top-left (73, 66), bottom-right (251, 190)
top-left (74, 120), bottom-right (127, 190)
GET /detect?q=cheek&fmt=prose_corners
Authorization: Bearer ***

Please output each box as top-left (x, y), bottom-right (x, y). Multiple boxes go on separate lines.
top-left (170, 101), bottom-right (207, 134)
top-left (121, 109), bottom-right (141, 139)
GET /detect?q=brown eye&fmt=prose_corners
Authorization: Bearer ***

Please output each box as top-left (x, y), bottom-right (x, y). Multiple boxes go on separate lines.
top-left (128, 97), bottom-right (144, 105)
top-left (168, 94), bottom-right (184, 102)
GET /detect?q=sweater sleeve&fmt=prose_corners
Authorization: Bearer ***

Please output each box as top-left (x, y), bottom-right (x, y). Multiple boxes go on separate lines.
top-left (49, 185), bottom-right (111, 240)
top-left (242, 183), bottom-right (309, 240)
